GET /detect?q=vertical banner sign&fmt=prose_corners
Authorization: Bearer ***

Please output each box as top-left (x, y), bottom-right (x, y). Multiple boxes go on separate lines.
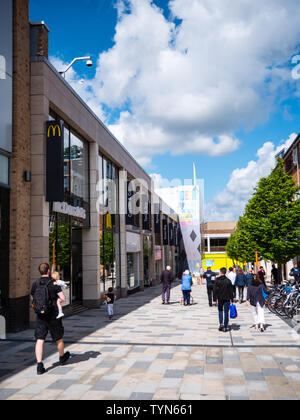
top-left (163, 219), bottom-right (169, 245)
top-left (154, 202), bottom-right (161, 234)
top-left (46, 121), bottom-right (64, 202)
top-left (126, 182), bottom-right (135, 225)
top-left (169, 222), bottom-right (174, 246)
top-left (142, 195), bottom-right (150, 231)
top-left (174, 224), bottom-right (179, 247)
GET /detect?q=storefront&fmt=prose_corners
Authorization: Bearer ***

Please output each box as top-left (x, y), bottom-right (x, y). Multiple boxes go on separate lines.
top-left (48, 113), bottom-right (89, 307)
top-left (126, 231), bottom-right (141, 290)
top-left (98, 154), bottom-right (121, 293)
top-left (143, 235), bottom-right (153, 286)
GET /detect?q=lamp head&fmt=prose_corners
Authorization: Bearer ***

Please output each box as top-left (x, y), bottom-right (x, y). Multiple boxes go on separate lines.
top-left (86, 59), bottom-right (93, 68)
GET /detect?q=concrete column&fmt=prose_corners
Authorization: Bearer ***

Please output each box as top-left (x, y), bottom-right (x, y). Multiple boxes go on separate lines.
top-left (82, 142), bottom-right (101, 308)
top-left (119, 170), bottom-right (128, 298)
top-left (30, 73), bottom-right (50, 324)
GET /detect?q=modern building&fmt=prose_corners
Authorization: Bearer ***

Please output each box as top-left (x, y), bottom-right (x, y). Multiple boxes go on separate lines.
top-left (202, 222), bottom-right (238, 271)
top-left (156, 166), bottom-right (205, 275)
top-left (0, 0), bottom-right (183, 333)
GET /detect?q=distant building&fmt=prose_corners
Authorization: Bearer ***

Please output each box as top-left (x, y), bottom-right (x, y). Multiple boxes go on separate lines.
top-left (156, 165), bottom-right (205, 275)
top-left (203, 221), bottom-right (238, 272)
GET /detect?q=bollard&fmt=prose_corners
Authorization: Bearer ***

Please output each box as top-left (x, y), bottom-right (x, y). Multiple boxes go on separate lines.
top-left (0, 315), bottom-right (6, 340)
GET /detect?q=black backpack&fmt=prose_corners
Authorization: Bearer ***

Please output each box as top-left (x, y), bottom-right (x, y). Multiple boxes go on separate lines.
top-left (33, 279), bottom-right (54, 316)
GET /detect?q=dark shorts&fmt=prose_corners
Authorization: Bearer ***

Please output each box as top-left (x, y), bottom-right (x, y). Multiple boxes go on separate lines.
top-left (35, 316), bottom-right (64, 342)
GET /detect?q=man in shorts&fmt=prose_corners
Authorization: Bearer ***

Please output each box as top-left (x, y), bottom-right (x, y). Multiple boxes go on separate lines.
top-left (31, 263), bottom-right (70, 375)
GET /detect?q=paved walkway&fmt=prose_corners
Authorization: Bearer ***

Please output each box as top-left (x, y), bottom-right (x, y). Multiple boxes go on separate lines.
top-left (1, 282), bottom-right (300, 400)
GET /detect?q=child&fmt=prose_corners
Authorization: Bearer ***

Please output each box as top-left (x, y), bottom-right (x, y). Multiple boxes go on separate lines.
top-left (103, 287), bottom-right (116, 319)
top-left (51, 271), bottom-right (67, 319)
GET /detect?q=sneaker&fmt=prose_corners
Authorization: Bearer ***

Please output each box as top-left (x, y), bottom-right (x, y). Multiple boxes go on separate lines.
top-left (219, 325), bottom-right (224, 332)
top-left (56, 312), bottom-right (64, 319)
top-left (162, 301), bottom-right (165, 305)
top-left (223, 327), bottom-right (230, 333)
top-left (59, 351), bottom-right (70, 366)
top-left (37, 362), bottom-right (46, 375)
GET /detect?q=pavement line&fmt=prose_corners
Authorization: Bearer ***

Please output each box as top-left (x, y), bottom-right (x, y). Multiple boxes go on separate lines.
top-left (2, 338), bottom-right (300, 348)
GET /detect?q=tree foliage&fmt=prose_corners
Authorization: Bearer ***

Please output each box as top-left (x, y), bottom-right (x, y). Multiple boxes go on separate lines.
top-left (227, 159), bottom-right (300, 264)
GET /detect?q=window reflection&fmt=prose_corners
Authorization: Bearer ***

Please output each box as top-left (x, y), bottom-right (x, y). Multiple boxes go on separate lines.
top-left (99, 155), bottom-right (120, 293)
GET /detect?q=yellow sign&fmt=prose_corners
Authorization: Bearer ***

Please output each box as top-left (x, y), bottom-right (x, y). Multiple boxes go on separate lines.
top-left (47, 124), bottom-right (61, 138)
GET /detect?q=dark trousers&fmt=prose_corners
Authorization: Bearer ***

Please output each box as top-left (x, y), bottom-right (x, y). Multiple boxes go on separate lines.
top-left (238, 286), bottom-right (245, 301)
top-left (218, 300), bottom-right (231, 328)
top-left (182, 290), bottom-right (191, 305)
top-left (162, 285), bottom-right (171, 303)
top-left (207, 285), bottom-right (217, 306)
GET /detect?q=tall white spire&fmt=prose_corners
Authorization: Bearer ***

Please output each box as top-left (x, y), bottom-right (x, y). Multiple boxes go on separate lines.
top-left (193, 162), bottom-right (197, 186)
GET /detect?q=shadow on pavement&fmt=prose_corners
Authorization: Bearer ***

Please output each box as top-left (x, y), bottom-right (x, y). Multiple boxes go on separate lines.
top-left (0, 281), bottom-right (181, 382)
top-left (45, 351), bottom-right (102, 373)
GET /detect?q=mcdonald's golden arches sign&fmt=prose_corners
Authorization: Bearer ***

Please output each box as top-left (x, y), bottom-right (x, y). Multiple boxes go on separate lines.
top-left (46, 120), bottom-right (64, 202)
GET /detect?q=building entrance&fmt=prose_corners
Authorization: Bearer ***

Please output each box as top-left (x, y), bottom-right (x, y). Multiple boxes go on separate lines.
top-left (49, 213), bottom-right (83, 307)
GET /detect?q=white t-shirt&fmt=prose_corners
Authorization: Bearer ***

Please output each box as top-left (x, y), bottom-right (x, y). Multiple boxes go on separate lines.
top-left (227, 272), bottom-right (236, 285)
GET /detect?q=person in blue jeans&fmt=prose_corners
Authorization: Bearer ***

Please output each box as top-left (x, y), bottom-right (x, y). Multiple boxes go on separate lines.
top-left (181, 270), bottom-right (193, 306)
top-left (213, 267), bottom-right (234, 332)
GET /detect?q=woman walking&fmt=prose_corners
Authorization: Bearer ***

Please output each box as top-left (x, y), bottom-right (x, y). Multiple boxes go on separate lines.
top-left (246, 275), bottom-right (269, 332)
top-left (181, 270), bottom-right (193, 306)
top-left (234, 268), bottom-right (247, 303)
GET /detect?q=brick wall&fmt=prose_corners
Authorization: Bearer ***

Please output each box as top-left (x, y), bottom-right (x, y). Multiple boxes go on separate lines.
top-left (8, 0), bottom-right (31, 331)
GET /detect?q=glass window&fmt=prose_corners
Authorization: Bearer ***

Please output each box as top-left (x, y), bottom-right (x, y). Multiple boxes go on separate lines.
top-left (70, 132), bottom-right (89, 202)
top-left (99, 155), bottom-right (120, 293)
top-left (0, 154), bottom-right (9, 186)
top-left (143, 236), bottom-right (153, 287)
top-left (127, 253), bottom-right (140, 289)
top-left (49, 213), bottom-right (71, 307)
top-left (63, 126), bottom-right (70, 198)
top-left (0, 187), bottom-right (9, 311)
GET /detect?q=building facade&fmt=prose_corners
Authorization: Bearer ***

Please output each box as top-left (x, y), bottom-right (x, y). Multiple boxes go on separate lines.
top-left (203, 222), bottom-right (238, 272)
top-left (0, 1), bottom-right (182, 333)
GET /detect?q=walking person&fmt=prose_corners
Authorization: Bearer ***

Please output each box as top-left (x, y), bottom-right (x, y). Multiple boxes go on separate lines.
top-left (103, 287), bottom-right (116, 319)
top-left (181, 270), bottom-right (193, 306)
top-left (234, 268), bottom-right (247, 303)
top-left (30, 263), bottom-right (70, 375)
top-left (289, 264), bottom-right (300, 283)
top-left (203, 267), bottom-right (217, 307)
top-left (245, 269), bottom-right (254, 288)
top-left (246, 274), bottom-right (269, 332)
top-left (227, 267), bottom-right (237, 302)
top-left (257, 266), bottom-right (267, 287)
top-left (271, 264), bottom-right (280, 286)
top-left (161, 266), bottom-right (174, 304)
top-left (213, 267), bottom-right (234, 333)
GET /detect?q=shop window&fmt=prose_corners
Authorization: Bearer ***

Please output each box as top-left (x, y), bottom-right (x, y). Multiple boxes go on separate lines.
top-left (0, 154), bottom-right (9, 186)
top-left (99, 155), bottom-right (121, 293)
top-left (127, 253), bottom-right (140, 289)
top-left (210, 238), bottom-right (228, 252)
top-left (143, 236), bottom-right (153, 286)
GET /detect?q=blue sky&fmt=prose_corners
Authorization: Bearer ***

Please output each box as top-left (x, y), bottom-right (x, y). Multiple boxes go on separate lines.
top-left (30, 0), bottom-right (300, 221)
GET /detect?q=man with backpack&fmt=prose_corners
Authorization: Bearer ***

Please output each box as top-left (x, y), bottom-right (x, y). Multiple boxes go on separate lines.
top-left (30, 263), bottom-right (70, 375)
top-left (203, 267), bottom-right (217, 307)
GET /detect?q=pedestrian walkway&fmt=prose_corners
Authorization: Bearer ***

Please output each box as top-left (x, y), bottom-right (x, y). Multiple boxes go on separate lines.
top-left (1, 282), bottom-right (300, 400)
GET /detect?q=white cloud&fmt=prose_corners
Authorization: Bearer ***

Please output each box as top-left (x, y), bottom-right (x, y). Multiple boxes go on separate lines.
top-left (205, 133), bottom-right (298, 221)
top-left (50, 0), bottom-right (300, 167)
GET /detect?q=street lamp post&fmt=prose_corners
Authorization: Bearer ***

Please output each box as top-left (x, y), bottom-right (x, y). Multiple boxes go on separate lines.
top-left (59, 56), bottom-right (93, 78)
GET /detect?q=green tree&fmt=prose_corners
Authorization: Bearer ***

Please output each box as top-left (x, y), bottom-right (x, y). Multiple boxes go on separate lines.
top-left (229, 159), bottom-right (300, 275)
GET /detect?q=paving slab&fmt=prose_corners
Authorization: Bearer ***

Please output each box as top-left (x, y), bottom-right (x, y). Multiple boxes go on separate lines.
top-left (1, 282), bottom-right (300, 400)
